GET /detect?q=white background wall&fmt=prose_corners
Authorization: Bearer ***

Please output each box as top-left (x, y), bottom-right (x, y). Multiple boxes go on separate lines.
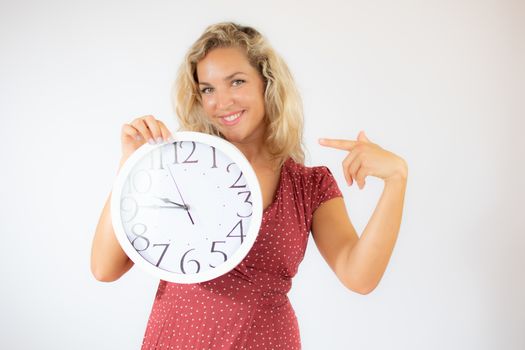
top-left (1, 0), bottom-right (524, 349)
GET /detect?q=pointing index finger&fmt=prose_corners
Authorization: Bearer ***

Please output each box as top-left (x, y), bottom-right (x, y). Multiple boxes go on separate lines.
top-left (318, 138), bottom-right (358, 151)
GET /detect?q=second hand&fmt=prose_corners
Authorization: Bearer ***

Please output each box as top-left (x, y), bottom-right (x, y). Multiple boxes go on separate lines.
top-left (167, 166), bottom-right (195, 225)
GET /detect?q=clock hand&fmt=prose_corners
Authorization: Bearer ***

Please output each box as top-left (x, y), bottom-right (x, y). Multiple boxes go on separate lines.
top-left (166, 166), bottom-right (195, 225)
top-left (155, 197), bottom-right (189, 210)
top-left (139, 204), bottom-right (189, 209)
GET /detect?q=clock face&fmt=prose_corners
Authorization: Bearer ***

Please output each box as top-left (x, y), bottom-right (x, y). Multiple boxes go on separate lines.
top-left (111, 131), bottom-right (262, 283)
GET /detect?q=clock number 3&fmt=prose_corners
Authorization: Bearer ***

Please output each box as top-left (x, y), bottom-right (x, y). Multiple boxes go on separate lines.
top-left (236, 191), bottom-right (252, 218)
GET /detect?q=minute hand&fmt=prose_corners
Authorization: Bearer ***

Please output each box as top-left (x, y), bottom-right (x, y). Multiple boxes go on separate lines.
top-left (166, 166), bottom-right (195, 225)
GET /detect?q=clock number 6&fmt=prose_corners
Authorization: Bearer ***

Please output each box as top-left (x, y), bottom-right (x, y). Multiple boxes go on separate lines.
top-left (180, 248), bottom-right (201, 274)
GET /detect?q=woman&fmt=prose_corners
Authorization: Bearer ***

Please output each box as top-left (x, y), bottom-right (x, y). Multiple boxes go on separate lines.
top-left (91, 22), bottom-right (408, 349)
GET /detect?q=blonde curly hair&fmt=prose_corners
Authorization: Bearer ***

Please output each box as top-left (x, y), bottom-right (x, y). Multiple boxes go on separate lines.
top-left (171, 22), bottom-right (305, 165)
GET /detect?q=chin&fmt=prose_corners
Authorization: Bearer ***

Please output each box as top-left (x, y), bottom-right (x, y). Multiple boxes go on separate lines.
top-left (221, 133), bottom-right (246, 144)
top-left (218, 124), bottom-right (264, 145)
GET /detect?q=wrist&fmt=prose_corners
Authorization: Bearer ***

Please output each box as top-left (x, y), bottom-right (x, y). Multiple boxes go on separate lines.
top-left (384, 159), bottom-right (408, 184)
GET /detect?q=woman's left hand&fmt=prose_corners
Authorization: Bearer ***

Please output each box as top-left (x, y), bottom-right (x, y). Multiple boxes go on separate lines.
top-left (319, 130), bottom-right (408, 189)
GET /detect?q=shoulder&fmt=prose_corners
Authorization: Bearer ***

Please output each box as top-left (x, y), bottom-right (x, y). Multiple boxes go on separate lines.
top-left (281, 157), bottom-right (344, 225)
top-left (284, 157), bottom-right (336, 184)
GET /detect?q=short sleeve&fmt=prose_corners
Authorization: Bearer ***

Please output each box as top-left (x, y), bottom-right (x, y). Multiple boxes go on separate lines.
top-left (310, 166), bottom-right (343, 214)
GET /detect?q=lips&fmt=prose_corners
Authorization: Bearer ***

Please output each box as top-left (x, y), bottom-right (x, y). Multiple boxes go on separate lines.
top-left (218, 110), bottom-right (244, 126)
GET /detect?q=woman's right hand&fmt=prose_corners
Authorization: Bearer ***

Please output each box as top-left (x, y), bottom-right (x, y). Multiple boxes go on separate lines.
top-left (120, 115), bottom-right (173, 161)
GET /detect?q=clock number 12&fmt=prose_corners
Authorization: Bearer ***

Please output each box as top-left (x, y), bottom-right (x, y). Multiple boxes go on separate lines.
top-left (171, 142), bottom-right (218, 169)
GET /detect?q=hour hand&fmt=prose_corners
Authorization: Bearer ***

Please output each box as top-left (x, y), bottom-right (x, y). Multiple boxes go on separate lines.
top-left (156, 197), bottom-right (189, 210)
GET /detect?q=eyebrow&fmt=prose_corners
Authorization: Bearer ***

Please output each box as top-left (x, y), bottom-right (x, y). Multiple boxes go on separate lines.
top-left (198, 72), bottom-right (247, 86)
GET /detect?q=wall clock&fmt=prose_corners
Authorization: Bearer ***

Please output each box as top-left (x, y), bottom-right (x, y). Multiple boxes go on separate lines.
top-left (111, 131), bottom-right (263, 283)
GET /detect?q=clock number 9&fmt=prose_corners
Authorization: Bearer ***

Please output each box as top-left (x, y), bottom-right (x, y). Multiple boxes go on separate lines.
top-left (121, 196), bottom-right (138, 222)
top-left (130, 223), bottom-right (150, 251)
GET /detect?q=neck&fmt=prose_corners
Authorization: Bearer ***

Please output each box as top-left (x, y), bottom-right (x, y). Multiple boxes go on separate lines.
top-left (229, 124), bottom-right (280, 168)
top-left (232, 137), bottom-right (280, 170)
top-left (232, 140), bottom-right (273, 166)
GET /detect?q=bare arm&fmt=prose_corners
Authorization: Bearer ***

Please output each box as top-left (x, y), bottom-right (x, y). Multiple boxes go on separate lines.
top-left (90, 159), bottom-right (134, 282)
top-left (314, 131), bottom-right (408, 294)
top-left (90, 115), bottom-right (173, 282)
top-left (312, 174), bottom-right (407, 294)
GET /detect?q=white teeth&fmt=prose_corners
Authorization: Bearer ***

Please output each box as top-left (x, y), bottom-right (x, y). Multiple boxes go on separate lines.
top-left (223, 112), bottom-right (242, 121)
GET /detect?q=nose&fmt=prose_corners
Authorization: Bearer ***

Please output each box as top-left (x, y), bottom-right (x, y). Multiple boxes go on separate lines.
top-left (215, 89), bottom-right (234, 110)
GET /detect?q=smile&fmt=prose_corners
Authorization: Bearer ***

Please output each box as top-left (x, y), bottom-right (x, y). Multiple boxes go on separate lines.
top-left (219, 110), bottom-right (244, 126)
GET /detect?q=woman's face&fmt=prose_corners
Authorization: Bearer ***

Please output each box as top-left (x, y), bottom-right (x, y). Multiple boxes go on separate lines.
top-left (196, 47), bottom-right (266, 145)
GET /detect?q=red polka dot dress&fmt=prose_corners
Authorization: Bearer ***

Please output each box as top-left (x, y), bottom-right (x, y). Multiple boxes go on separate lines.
top-left (141, 157), bottom-right (343, 349)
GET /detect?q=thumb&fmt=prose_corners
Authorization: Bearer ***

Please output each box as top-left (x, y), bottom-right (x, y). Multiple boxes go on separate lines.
top-left (358, 130), bottom-right (371, 143)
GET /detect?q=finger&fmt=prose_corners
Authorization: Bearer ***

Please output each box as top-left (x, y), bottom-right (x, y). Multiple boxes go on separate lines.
top-left (122, 123), bottom-right (143, 142)
top-left (319, 138), bottom-right (358, 151)
top-left (131, 117), bottom-right (155, 144)
top-left (357, 130), bottom-right (371, 143)
top-left (342, 146), bottom-right (362, 186)
top-left (347, 153), bottom-right (362, 186)
top-left (156, 119), bottom-right (173, 142)
top-left (143, 115), bottom-right (163, 144)
top-left (341, 153), bottom-right (353, 186)
top-left (355, 165), bottom-right (367, 189)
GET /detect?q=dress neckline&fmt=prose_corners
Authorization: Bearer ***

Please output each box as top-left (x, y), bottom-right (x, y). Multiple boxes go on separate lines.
top-left (262, 157), bottom-right (291, 215)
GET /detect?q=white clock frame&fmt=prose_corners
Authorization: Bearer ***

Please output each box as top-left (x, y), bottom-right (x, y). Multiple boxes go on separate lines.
top-left (110, 131), bottom-right (263, 283)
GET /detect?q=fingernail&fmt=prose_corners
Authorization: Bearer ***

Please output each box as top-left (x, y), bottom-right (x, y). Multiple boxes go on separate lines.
top-left (156, 137), bottom-right (163, 144)
top-left (148, 138), bottom-right (155, 145)
top-left (167, 135), bottom-right (175, 143)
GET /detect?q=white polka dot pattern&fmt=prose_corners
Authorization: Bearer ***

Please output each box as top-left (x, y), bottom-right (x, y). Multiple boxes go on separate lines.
top-left (141, 157), bottom-right (343, 349)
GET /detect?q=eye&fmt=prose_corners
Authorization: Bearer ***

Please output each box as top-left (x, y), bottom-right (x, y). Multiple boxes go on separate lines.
top-left (200, 87), bottom-right (213, 94)
top-left (232, 79), bottom-right (245, 87)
